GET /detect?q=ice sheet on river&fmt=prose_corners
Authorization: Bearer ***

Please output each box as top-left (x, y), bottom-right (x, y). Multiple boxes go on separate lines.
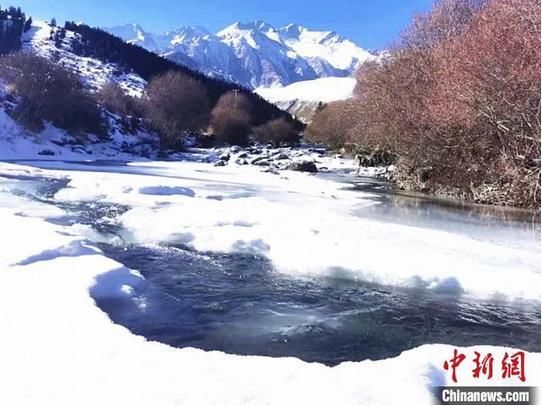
top-left (7, 159), bottom-right (537, 300)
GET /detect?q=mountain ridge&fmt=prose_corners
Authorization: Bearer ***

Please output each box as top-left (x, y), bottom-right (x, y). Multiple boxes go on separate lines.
top-left (106, 21), bottom-right (378, 89)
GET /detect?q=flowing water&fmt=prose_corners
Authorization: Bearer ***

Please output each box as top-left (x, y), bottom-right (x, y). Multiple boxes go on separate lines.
top-left (1, 162), bottom-right (540, 366)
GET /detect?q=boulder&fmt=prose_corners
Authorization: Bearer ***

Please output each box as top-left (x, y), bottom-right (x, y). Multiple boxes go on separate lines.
top-left (234, 158), bottom-right (249, 166)
top-left (287, 160), bottom-right (318, 173)
top-left (250, 156), bottom-right (271, 166)
top-left (273, 153), bottom-right (290, 161)
top-left (219, 153), bottom-right (230, 162)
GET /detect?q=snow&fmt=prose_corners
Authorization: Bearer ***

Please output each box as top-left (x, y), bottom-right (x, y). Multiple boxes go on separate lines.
top-left (0, 158), bottom-right (539, 405)
top-left (282, 26), bottom-right (376, 71)
top-left (5, 158), bottom-right (539, 300)
top-left (0, 107), bottom-right (157, 161)
top-left (25, 21), bottom-right (147, 96)
top-left (256, 77), bottom-right (357, 103)
top-left (106, 20), bottom-right (377, 88)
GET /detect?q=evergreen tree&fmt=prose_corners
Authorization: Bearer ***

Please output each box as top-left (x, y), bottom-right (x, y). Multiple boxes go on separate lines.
top-left (24, 17), bottom-right (32, 32)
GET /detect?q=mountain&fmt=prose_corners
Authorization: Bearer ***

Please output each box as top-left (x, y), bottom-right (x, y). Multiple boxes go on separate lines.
top-left (106, 21), bottom-right (378, 89)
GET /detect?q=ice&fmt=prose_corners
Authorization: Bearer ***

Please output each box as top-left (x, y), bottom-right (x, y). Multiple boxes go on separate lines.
top-left (1, 159), bottom-right (540, 300)
top-left (139, 185), bottom-right (196, 197)
top-left (24, 159), bottom-right (535, 300)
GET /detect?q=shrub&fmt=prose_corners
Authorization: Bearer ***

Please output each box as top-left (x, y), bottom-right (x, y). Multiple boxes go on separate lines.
top-left (308, 0), bottom-right (540, 208)
top-left (305, 100), bottom-right (362, 150)
top-left (210, 91), bottom-right (252, 146)
top-left (0, 52), bottom-right (104, 135)
top-left (97, 82), bottom-right (140, 117)
top-left (252, 117), bottom-right (299, 146)
top-left (144, 71), bottom-right (210, 149)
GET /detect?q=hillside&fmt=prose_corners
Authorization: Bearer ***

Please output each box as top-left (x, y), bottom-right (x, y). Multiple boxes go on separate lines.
top-left (64, 22), bottom-right (296, 128)
top-left (0, 20), bottom-right (158, 160)
top-left (256, 77), bottom-right (356, 122)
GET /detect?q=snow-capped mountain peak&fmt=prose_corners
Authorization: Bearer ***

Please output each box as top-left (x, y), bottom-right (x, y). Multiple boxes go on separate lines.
top-left (168, 26), bottom-right (212, 45)
top-left (106, 20), bottom-right (378, 88)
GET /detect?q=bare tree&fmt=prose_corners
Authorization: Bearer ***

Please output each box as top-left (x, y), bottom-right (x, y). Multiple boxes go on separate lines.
top-left (145, 71), bottom-right (210, 149)
top-left (97, 82), bottom-right (139, 117)
top-left (210, 90), bottom-right (252, 146)
top-left (252, 117), bottom-right (299, 146)
top-left (306, 0), bottom-right (540, 208)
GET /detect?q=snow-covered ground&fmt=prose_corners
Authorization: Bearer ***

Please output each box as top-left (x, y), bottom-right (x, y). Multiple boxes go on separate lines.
top-left (255, 77), bottom-right (356, 122)
top-left (0, 156), bottom-right (539, 405)
top-left (256, 77), bottom-right (357, 103)
top-left (0, 108), bottom-right (157, 161)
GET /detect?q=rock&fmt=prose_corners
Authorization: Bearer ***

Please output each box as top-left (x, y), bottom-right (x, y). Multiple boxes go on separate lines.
top-left (250, 156), bottom-right (271, 166)
top-left (273, 153), bottom-right (290, 161)
top-left (355, 149), bottom-right (396, 167)
top-left (214, 160), bottom-right (226, 167)
top-left (229, 146), bottom-right (242, 153)
top-left (219, 153), bottom-right (230, 162)
top-left (38, 149), bottom-right (55, 156)
top-left (309, 148), bottom-right (327, 156)
top-left (246, 146), bottom-right (263, 155)
top-left (287, 160), bottom-right (318, 173)
top-left (234, 158), bottom-right (249, 166)
top-left (236, 152), bottom-right (249, 159)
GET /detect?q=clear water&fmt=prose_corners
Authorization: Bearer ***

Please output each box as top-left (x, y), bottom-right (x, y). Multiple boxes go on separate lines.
top-left (1, 164), bottom-right (540, 366)
top-left (97, 243), bottom-right (540, 366)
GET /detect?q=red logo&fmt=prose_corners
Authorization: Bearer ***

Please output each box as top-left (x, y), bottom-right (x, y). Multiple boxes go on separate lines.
top-left (443, 349), bottom-right (526, 383)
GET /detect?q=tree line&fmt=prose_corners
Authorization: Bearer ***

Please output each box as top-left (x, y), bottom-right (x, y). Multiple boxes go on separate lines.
top-left (0, 6), bottom-right (31, 55)
top-left (0, 52), bottom-right (301, 149)
top-left (306, 0), bottom-right (540, 208)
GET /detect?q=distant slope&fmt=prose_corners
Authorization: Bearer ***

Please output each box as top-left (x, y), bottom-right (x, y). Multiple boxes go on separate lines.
top-left (105, 21), bottom-right (378, 89)
top-left (256, 77), bottom-right (356, 103)
top-left (255, 77), bottom-right (356, 122)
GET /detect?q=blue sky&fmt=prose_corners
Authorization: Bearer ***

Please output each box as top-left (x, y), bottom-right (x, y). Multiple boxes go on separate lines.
top-left (9, 0), bottom-right (433, 49)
